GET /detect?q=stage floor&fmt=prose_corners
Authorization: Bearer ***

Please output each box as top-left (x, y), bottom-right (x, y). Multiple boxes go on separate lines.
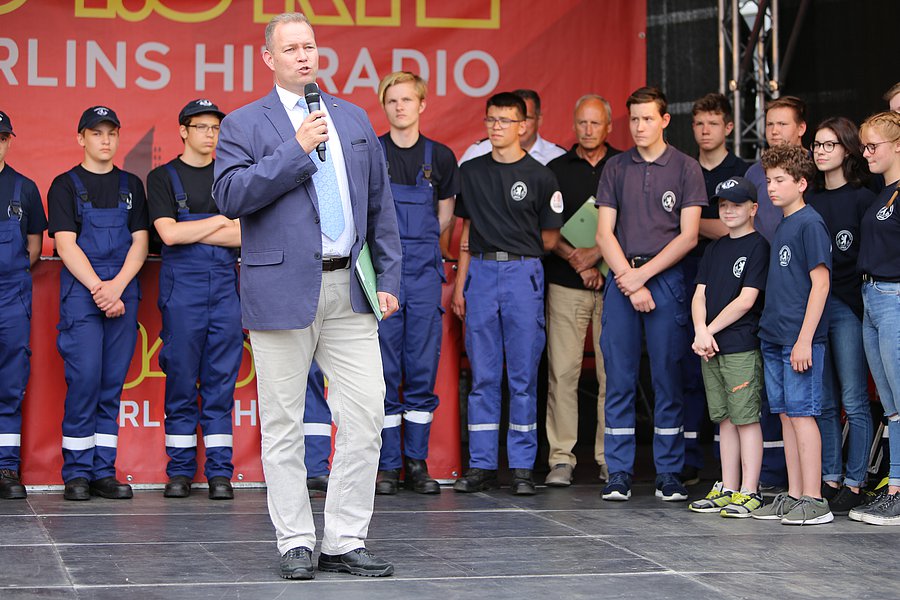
top-left (1, 480), bottom-right (893, 599)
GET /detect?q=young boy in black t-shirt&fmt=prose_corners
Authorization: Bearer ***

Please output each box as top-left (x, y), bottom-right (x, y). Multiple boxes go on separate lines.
top-left (688, 177), bottom-right (768, 517)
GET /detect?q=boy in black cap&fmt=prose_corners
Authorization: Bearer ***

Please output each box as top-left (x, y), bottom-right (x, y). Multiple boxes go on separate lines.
top-left (688, 176), bottom-right (769, 517)
top-left (147, 99), bottom-right (242, 500)
top-left (48, 106), bottom-right (149, 501)
top-left (0, 110), bottom-right (48, 499)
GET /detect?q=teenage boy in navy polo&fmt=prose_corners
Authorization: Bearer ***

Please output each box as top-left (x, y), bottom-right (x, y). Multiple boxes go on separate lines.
top-left (750, 145), bottom-right (833, 525)
top-left (687, 176), bottom-right (767, 517)
top-left (0, 110), bottom-right (47, 499)
top-left (147, 99), bottom-right (242, 500)
top-left (48, 106), bottom-right (149, 501)
top-left (452, 92), bottom-right (561, 495)
top-left (595, 86), bottom-right (706, 502)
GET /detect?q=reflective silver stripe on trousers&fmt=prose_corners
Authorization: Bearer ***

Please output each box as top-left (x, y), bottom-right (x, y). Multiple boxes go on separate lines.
top-left (165, 434), bottom-right (197, 448)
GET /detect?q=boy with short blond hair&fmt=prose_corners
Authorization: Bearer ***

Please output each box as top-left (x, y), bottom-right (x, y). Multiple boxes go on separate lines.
top-left (750, 144), bottom-right (833, 525)
top-left (688, 176), bottom-right (768, 517)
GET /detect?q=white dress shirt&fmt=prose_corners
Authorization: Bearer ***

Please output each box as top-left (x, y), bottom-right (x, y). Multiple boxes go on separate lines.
top-left (458, 133), bottom-right (566, 166)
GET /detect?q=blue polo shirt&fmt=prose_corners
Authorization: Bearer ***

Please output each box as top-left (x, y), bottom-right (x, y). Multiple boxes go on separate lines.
top-left (759, 205), bottom-right (832, 346)
top-left (595, 145), bottom-right (707, 258)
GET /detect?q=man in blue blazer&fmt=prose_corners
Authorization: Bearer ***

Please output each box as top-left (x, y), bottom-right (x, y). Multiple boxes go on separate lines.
top-left (213, 12), bottom-right (401, 581)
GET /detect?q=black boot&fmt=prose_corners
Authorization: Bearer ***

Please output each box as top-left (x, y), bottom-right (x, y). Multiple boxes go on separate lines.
top-left (0, 469), bottom-right (26, 500)
top-left (511, 469), bottom-right (536, 495)
top-left (404, 458), bottom-right (440, 494)
top-left (452, 468), bottom-right (498, 493)
top-left (375, 469), bottom-right (399, 495)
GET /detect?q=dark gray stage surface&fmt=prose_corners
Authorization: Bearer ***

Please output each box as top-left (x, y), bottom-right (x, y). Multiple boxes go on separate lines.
top-left (1, 481), bottom-right (892, 599)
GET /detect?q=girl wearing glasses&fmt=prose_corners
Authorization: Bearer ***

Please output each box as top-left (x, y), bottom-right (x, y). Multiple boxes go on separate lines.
top-left (805, 117), bottom-right (875, 516)
top-left (849, 112), bottom-right (900, 525)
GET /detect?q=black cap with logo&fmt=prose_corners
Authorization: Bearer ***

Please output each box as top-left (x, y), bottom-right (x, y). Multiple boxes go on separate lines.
top-left (78, 106), bottom-right (121, 132)
top-left (0, 110), bottom-right (15, 136)
top-left (713, 176), bottom-right (757, 204)
top-left (178, 99), bottom-right (226, 125)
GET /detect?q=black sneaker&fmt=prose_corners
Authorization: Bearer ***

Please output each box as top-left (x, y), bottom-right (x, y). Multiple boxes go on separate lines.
top-left (655, 473), bottom-right (688, 502)
top-left (318, 548), bottom-right (394, 577)
top-left (452, 468), bottom-right (498, 493)
top-left (601, 471), bottom-right (632, 501)
top-left (279, 546), bottom-right (314, 580)
top-left (849, 488), bottom-right (890, 522)
top-left (679, 465), bottom-right (700, 487)
top-left (0, 469), bottom-right (26, 499)
top-left (375, 469), bottom-right (399, 495)
top-left (860, 492), bottom-right (900, 526)
top-left (404, 458), bottom-right (440, 494)
top-left (821, 482), bottom-right (841, 502)
top-left (829, 486), bottom-right (864, 516)
top-left (510, 469), bottom-right (536, 495)
top-left (758, 482), bottom-right (787, 498)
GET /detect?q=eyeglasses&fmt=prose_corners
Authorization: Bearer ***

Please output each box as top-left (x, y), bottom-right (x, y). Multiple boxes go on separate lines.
top-left (186, 124), bottom-right (220, 134)
top-left (810, 140), bottom-right (840, 152)
top-left (860, 140), bottom-right (894, 154)
top-left (484, 117), bottom-right (523, 128)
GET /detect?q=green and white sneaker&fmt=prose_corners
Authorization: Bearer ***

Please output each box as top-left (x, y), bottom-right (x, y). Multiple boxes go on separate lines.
top-left (689, 481), bottom-right (733, 513)
top-left (781, 495), bottom-right (834, 525)
top-left (750, 492), bottom-right (799, 520)
top-left (720, 491), bottom-right (763, 518)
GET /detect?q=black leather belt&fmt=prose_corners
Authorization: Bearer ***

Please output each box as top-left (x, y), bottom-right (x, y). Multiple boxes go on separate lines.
top-left (629, 255), bottom-right (656, 268)
top-left (480, 251), bottom-right (525, 261)
top-left (322, 257), bottom-right (350, 271)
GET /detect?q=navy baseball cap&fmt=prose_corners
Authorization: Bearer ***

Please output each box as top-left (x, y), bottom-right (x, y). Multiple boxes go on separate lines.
top-left (713, 176), bottom-right (757, 203)
top-left (78, 106), bottom-right (120, 132)
top-left (179, 99), bottom-right (225, 124)
top-left (0, 110), bottom-right (14, 136)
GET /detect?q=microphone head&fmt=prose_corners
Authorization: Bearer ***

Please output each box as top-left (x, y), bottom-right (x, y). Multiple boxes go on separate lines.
top-left (304, 82), bottom-right (320, 103)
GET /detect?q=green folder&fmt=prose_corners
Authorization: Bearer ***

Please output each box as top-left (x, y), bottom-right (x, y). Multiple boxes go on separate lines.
top-left (560, 196), bottom-right (609, 276)
top-left (355, 242), bottom-right (384, 321)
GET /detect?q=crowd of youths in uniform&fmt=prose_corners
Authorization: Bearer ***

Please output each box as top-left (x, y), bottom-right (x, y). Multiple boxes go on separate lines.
top-left (0, 78), bottom-right (898, 529)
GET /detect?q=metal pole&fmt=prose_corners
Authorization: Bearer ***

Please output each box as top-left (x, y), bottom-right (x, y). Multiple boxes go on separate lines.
top-left (757, 26), bottom-right (766, 156)
top-left (718, 0), bottom-right (726, 95)
top-left (771, 0), bottom-right (780, 98)
top-left (732, 0), bottom-right (741, 154)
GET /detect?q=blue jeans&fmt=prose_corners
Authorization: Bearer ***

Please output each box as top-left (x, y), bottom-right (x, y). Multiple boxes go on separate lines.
top-left (761, 340), bottom-right (825, 417)
top-left (817, 297), bottom-right (873, 488)
top-left (862, 280), bottom-right (900, 486)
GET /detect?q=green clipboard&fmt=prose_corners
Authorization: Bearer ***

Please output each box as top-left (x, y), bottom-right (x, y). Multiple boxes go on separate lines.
top-left (560, 196), bottom-right (609, 276)
top-left (355, 242), bottom-right (384, 321)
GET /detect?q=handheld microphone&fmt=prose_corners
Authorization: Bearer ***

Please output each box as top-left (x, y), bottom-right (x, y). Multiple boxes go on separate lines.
top-left (304, 82), bottom-right (327, 162)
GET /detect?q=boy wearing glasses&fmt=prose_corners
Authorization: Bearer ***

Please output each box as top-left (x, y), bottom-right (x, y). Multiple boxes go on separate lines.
top-left (452, 92), bottom-right (562, 495)
top-left (147, 99), bottom-right (242, 500)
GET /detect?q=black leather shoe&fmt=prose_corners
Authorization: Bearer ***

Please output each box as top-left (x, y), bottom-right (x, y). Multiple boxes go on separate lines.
top-left (280, 546), bottom-right (315, 580)
top-left (375, 469), bottom-right (399, 495)
top-left (307, 474), bottom-right (329, 497)
top-left (163, 475), bottom-right (192, 498)
top-left (208, 476), bottom-right (234, 500)
top-left (404, 458), bottom-right (440, 494)
top-left (511, 469), bottom-right (536, 495)
top-left (452, 468), bottom-right (498, 493)
top-left (318, 548), bottom-right (394, 577)
top-left (63, 477), bottom-right (90, 501)
top-left (0, 469), bottom-right (26, 499)
top-left (90, 476), bottom-right (133, 499)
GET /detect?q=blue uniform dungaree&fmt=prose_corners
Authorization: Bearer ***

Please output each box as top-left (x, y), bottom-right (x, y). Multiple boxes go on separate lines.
top-left (158, 164), bottom-right (243, 480)
top-left (377, 139), bottom-right (444, 470)
top-left (303, 361), bottom-right (332, 478)
top-left (58, 170), bottom-right (139, 483)
top-left (0, 175), bottom-right (32, 469)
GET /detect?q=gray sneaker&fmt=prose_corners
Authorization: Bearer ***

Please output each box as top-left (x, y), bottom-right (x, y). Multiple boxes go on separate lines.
top-left (781, 495), bottom-right (834, 525)
top-left (860, 492), bottom-right (900, 526)
top-left (544, 464), bottom-right (574, 487)
top-left (750, 492), bottom-right (799, 520)
top-left (849, 489), bottom-right (890, 522)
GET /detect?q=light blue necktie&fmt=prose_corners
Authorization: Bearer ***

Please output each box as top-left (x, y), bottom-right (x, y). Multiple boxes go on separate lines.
top-left (297, 98), bottom-right (345, 240)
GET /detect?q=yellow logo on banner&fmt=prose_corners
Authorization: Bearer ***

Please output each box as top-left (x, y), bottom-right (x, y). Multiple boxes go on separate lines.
top-left (123, 323), bottom-right (256, 389)
top-left (0, 0), bottom-right (26, 16)
top-left (74, 0), bottom-right (232, 23)
top-left (416, 0), bottom-right (499, 29)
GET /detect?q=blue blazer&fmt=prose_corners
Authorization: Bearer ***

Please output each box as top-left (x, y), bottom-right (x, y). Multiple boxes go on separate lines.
top-left (213, 87), bottom-right (401, 330)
